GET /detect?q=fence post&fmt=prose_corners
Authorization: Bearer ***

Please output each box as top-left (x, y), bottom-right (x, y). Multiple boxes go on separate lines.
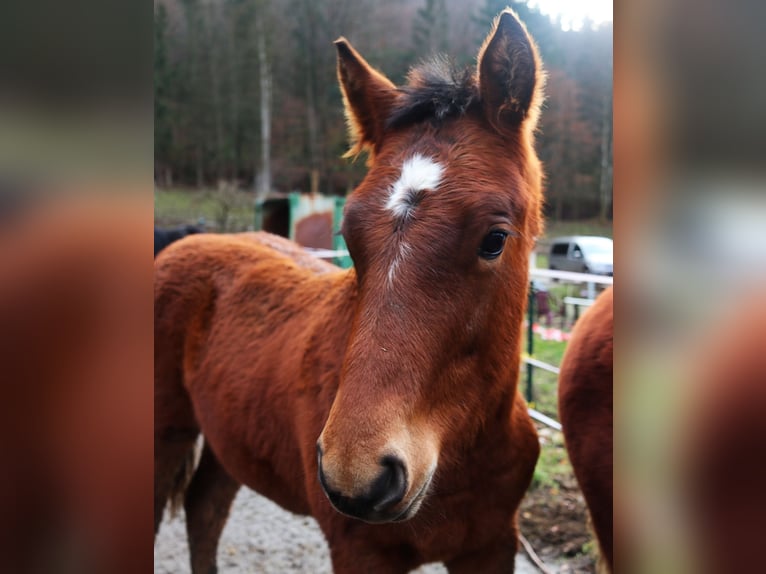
top-left (587, 280), bottom-right (596, 300)
top-left (526, 282), bottom-right (535, 404)
top-left (333, 196), bottom-right (353, 269)
top-left (254, 198), bottom-right (264, 231)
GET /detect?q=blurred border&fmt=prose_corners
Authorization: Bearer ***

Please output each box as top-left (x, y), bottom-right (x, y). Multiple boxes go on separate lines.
top-left (0, 1), bottom-right (153, 573)
top-left (616, 0), bottom-right (766, 572)
top-left (2, 0), bottom-right (766, 572)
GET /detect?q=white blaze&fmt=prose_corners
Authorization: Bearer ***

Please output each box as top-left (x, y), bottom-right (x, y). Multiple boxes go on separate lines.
top-left (387, 241), bottom-right (412, 286)
top-left (384, 155), bottom-right (443, 286)
top-left (385, 154), bottom-right (444, 220)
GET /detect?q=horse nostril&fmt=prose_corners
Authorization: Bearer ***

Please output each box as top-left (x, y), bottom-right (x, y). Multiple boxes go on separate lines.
top-left (317, 453), bottom-right (408, 520)
top-left (370, 455), bottom-right (407, 512)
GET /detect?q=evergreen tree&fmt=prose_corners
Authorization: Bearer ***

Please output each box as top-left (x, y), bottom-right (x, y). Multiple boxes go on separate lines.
top-left (413, 0), bottom-right (449, 57)
top-left (154, 3), bottom-right (173, 185)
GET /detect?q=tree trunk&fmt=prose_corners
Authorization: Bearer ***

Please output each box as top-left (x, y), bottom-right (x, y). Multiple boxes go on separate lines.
top-left (227, 5), bottom-right (241, 185)
top-left (207, 2), bottom-right (226, 185)
top-left (304, 0), bottom-right (320, 195)
top-left (256, 17), bottom-right (272, 202)
top-left (310, 169), bottom-right (320, 195)
top-left (554, 194), bottom-right (563, 221)
top-left (598, 92), bottom-right (613, 223)
top-left (196, 145), bottom-right (204, 188)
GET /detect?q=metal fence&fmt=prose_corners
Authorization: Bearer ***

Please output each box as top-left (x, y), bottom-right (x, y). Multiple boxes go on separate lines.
top-left (524, 265), bottom-right (613, 429)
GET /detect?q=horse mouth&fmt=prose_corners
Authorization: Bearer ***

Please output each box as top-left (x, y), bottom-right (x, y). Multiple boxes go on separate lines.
top-left (390, 476), bottom-right (432, 522)
top-left (328, 471), bottom-right (433, 525)
top-left (319, 448), bottom-right (437, 524)
top-left (373, 470), bottom-right (434, 524)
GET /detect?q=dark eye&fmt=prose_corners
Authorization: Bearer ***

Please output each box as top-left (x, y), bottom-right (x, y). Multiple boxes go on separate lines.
top-left (478, 230), bottom-right (508, 260)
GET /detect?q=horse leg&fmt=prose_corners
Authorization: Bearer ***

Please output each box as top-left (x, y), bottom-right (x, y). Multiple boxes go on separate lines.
top-left (154, 425), bottom-right (199, 535)
top-left (184, 442), bottom-right (240, 574)
top-left (327, 537), bottom-right (415, 574)
top-left (445, 533), bottom-right (519, 574)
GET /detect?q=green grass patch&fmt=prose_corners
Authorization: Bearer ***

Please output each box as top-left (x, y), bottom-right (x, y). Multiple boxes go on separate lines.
top-left (155, 188), bottom-right (256, 232)
top-left (530, 431), bottom-right (573, 489)
top-left (520, 331), bottom-right (567, 419)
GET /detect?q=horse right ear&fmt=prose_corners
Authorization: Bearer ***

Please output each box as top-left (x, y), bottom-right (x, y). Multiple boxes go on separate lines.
top-left (476, 9), bottom-right (544, 135)
top-left (335, 38), bottom-right (397, 161)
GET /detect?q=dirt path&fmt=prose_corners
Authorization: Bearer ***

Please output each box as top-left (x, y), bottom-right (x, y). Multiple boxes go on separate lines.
top-left (154, 488), bottom-right (539, 573)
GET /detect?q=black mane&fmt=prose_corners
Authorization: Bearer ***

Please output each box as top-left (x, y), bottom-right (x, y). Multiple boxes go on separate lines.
top-left (387, 57), bottom-right (479, 129)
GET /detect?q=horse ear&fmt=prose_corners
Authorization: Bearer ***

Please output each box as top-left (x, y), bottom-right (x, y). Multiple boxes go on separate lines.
top-left (335, 38), bottom-right (397, 160)
top-left (477, 9), bottom-right (544, 134)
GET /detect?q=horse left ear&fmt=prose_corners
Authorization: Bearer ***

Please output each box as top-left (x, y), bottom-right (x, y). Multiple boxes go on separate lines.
top-left (477, 9), bottom-right (544, 134)
top-left (335, 38), bottom-right (397, 161)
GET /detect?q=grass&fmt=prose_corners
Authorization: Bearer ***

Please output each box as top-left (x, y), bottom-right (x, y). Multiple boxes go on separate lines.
top-left (154, 188), bottom-right (256, 232)
top-left (521, 328), bottom-right (597, 570)
top-left (530, 429), bottom-right (573, 489)
top-left (520, 331), bottom-right (567, 419)
top-left (521, 279), bottom-right (604, 419)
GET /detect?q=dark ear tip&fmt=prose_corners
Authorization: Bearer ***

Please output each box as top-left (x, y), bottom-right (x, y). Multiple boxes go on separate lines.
top-left (334, 37), bottom-right (351, 53)
top-left (496, 9), bottom-right (526, 35)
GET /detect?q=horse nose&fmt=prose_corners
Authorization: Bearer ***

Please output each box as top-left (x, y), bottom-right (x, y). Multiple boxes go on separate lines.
top-left (317, 453), bottom-right (408, 521)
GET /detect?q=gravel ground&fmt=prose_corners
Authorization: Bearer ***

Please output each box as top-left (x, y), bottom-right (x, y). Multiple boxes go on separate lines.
top-left (154, 488), bottom-right (538, 573)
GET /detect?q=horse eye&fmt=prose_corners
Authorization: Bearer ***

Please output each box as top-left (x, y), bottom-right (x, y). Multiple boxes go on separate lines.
top-left (478, 230), bottom-right (508, 260)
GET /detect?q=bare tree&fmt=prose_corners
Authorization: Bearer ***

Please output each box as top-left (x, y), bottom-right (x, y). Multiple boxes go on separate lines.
top-left (255, 2), bottom-right (273, 201)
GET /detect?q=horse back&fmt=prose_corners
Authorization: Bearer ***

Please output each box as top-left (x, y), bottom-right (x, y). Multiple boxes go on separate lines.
top-left (154, 230), bottom-right (349, 402)
top-left (154, 231), bottom-right (341, 336)
top-left (154, 232), bottom-right (353, 508)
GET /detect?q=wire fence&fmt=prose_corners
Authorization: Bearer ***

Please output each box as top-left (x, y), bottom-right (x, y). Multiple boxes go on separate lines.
top-left (524, 266), bottom-right (612, 429)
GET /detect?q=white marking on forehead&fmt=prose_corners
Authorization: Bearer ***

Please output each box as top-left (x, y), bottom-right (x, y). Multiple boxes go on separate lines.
top-left (385, 154), bottom-right (444, 220)
top-left (387, 241), bottom-right (411, 287)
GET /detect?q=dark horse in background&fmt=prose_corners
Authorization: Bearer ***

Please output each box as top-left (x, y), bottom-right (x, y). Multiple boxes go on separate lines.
top-left (154, 224), bottom-right (203, 257)
top-left (155, 10), bottom-right (545, 573)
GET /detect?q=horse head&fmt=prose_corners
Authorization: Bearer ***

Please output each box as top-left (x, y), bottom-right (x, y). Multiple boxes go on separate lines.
top-left (317, 9), bottom-right (545, 524)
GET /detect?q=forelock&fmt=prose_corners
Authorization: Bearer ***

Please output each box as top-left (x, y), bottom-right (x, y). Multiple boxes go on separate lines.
top-left (387, 56), bottom-right (478, 129)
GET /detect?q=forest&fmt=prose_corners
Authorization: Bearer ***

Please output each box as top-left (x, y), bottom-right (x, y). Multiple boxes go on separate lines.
top-left (154, 0), bottom-right (612, 221)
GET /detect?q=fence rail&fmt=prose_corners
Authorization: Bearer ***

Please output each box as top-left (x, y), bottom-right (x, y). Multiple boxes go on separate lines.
top-left (523, 355), bottom-right (561, 375)
top-left (529, 267), bottom-right (613, 285)
top-left (528, 408), bottom-right (563, 431)
top-left (524, 264), bottom-right (612, 429)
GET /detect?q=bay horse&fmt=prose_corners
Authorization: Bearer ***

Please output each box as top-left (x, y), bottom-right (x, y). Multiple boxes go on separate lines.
top-left (558, 286), bottom-right (613, 572)
top-left (155, 9), bottom-right (545, 573)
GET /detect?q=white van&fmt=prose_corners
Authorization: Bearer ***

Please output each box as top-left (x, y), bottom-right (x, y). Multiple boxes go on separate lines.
top-left (548, 236), bottom-right (613, 276)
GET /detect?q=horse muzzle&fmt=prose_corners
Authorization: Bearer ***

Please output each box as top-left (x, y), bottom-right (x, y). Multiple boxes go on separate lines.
top-left (317, 446), bottom-right (416, 523)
